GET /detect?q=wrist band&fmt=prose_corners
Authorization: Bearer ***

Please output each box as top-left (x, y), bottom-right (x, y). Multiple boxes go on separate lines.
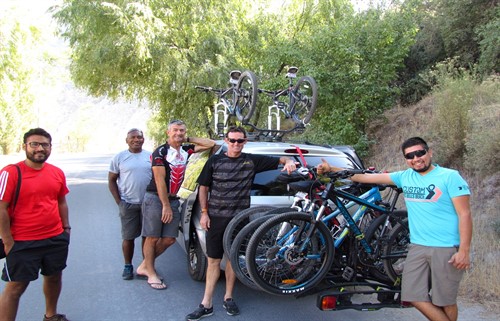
top-left (63, 226), bottom-right (71, 230)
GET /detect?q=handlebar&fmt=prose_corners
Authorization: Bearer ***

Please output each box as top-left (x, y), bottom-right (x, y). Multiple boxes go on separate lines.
top-left (195, 85), bottom-right (224, 95)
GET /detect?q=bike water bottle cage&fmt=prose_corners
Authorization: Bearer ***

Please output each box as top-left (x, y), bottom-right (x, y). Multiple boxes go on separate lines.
top-left (229, 70), bottom-right (241, 85)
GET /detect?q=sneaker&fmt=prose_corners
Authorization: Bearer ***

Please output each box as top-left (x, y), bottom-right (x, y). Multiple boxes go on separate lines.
top-left (122, 264), bottom-right (133, 280)
top-left (186, 304), bottom-right (213, 321)
top-left (223, 298), bottom-right (240, 316)
top-left (43, 314), bottom-right (70, 321)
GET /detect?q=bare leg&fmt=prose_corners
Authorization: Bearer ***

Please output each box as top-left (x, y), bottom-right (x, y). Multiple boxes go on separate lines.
top-left (154, 237), bottom-right (175, 258)
top-left (412, 301), bottom-right (452, 321)
top-left (443, 304), bottom-right (458, 321)
top-left (43, 272), bottom-right (63, 318)
top-left (137, 237), bottom-right (175, 284)
top-left (0, 281), bottom-right (29, 321)
top-left (201, 257), bottom-right (222, 308)
top-left (122, 239), bottom-right (135, 264)
top-left (223, 259), bottom-right (236, 301)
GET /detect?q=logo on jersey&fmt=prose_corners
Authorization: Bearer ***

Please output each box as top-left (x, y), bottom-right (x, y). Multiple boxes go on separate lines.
top-left (403, 184), bottom-right (442, 202)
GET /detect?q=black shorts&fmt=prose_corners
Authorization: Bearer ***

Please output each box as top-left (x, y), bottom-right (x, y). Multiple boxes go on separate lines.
top-left (2, 232), bottom-right (70, 282)
top-left (206, 216), bottom-right (233, 259)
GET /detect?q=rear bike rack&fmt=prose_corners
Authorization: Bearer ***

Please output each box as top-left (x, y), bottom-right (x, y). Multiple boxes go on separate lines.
top-left (315, 281), bottom-right (411, 312)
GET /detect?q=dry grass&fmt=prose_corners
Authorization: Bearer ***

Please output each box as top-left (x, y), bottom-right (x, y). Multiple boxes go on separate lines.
top-left (364, 86), bottom-right (500, 311)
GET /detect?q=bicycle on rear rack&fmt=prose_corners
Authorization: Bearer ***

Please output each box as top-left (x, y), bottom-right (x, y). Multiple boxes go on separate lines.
top-left (257, 66), bottom-right (318, 132)
top-left (244, 168), bottom-right (410, 296)
top-left (195, 70), bottom-right (258, 137)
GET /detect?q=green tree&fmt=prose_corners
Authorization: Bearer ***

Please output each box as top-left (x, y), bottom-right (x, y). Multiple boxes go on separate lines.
top-left (53, 0), bottom-right (418, 150)
top-left (0, 20), bottom-right (38, 154)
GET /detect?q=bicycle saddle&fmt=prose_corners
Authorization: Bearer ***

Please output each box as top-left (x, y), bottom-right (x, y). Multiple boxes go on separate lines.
top-left (229, 70), bottom-right (241, 85)
top-left (286, 66), bottom-right (298, 78)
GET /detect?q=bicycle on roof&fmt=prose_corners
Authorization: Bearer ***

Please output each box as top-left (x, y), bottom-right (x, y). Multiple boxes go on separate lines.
top-left (195, 70), bottom-right (258, 137)
top-left (256, 66), bottom-right (318, 132)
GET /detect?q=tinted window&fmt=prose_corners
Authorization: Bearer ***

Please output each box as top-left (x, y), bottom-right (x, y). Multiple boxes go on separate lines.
top-left (251, 155), bottom-right (357, 196)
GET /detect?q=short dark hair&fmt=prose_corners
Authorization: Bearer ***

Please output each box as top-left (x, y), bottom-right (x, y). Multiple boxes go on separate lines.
top-left (401, 137), bottom-right (429, 154)
top-left (23, 128), bottom-right (52, 143)
top-left (225, 126), bottom-right (247, 138)
top-left (127, 128), bottom-right (143, 136)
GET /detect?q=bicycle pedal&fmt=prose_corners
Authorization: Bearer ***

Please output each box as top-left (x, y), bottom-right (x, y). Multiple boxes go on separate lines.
top-left (342, 266), bottom-right (355, 281)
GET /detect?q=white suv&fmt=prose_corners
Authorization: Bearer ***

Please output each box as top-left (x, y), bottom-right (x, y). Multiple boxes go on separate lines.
top-left (176, 140), bottom-right (364, 281)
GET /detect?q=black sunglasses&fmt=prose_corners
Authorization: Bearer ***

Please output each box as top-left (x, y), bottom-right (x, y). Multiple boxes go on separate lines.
top-left (228, 138), bottom-right (246, 144)
top-left (404, 149), bottom-right (427, 160)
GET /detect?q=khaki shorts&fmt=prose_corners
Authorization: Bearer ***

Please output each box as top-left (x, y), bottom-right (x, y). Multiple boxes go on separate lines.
top-left (402, 244), bottom-right (464, 306)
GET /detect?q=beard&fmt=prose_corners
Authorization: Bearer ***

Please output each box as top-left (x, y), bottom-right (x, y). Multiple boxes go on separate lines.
top-left (27, 151), bottom-right (49, 164)
top-left (413, 162), bottom-right (432, 173)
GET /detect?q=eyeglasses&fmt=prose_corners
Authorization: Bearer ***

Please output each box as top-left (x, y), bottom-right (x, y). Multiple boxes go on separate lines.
top-left (227, 138), bottom-right (246, 144)
top-left (404, 149), bottom-right (427, 160)
top-left (26, 142), bottom-right (51, 149)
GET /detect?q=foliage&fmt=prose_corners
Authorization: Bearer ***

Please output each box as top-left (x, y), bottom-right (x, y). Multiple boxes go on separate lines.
top-left (463, 76), bottom-right (500, 177)
top-left (51, 0), bottom-right (418, 149)
top-left (397, 0), bottom-right (499, 105)
top-left (0, 20), bottom-right (38, 154)
top-left (424, 61), bottom-right (500, 177)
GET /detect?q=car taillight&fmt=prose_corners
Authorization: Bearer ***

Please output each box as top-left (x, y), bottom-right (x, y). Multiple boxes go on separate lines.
top-left (319, 295), bottom-right (337, 311)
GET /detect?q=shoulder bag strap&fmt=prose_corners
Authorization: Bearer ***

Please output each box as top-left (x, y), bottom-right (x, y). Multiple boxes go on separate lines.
top-left (11, 164), bottom-right (22, 211)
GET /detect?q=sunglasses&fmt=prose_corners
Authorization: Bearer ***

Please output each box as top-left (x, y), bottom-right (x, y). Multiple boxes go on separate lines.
top-left (404, 149), bottom-right (427, 160)
top-left (227, 138), bottom-right (246, 144)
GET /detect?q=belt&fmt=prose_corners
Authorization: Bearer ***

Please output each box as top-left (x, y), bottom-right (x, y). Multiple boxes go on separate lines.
top-left (148, 192), bottom-right (180, 200)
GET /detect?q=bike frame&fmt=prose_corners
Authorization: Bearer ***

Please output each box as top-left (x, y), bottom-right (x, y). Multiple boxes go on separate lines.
top-left (274, 182), bottom-right (401, 261)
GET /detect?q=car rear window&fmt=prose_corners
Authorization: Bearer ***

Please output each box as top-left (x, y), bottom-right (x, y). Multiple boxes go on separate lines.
top-left (251, 155), bottom-right (357, 196)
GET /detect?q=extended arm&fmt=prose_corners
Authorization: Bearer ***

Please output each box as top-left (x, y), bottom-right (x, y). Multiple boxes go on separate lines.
top-left (317, 158), bottom-right (394, 185)
top-left (449, 195), bottom-right (472, 270)
top-left (108, 172), bottom-right (121, 205)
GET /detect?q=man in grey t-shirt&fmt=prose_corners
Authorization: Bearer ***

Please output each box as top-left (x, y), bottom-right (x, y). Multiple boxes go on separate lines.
top-left (108, 128), bottom-right (151, 280)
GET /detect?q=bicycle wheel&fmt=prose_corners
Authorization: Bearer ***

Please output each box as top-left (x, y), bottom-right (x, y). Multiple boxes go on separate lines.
top-left (230, 215), bottom-right (274, 290)
top-left (362, 210), bottom-right (407, 282)
top-left (245, 212), bottom-right (334, 296)
top-left (290, 76), bottom-right (318, 125)
top-left (382, 220), bottom-right (410, 284)
top-left (222, 206), bottom-right (275, 258)
top-left (235, 70), bottom-right (258, 124)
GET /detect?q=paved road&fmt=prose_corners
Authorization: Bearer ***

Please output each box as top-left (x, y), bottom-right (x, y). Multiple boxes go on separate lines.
top-left (0, 154), bottom-right (493, 321)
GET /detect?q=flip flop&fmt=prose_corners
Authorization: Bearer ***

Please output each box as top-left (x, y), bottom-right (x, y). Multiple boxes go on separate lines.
top-left (148, 281), bottom-right (167, 290)
top-left (136, 273), bottom-right (163, 281)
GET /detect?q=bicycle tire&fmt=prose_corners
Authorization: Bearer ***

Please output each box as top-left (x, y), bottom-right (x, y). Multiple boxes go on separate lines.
top-left (245, 212), bottom-right (334, 296)
top-left (290, 76), bottom-right (318, 125)
top-left (229, 215), bottom-right (274, 290)
top-left (362, 210), bottom-right (407, 282)
top-left (235, 70), bottom-right (258, 124)
top-left (222, 206), bottom-right (275, 258)
top-left (382, 219), bottom-right (410, 284)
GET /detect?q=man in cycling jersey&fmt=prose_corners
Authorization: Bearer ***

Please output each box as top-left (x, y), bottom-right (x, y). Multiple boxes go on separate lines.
top-left (137, 120), bottom-right (215, 290)
top-left (318, 137), bottom-right (472, 321)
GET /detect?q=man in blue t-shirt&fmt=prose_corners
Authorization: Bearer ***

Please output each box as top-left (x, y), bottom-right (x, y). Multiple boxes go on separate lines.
top-left (318, 137), bottom-right (472, 321)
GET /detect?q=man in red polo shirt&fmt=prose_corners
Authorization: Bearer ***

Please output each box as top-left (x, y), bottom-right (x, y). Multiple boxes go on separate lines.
top-left (0, 128), bottom-right (71, 321)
